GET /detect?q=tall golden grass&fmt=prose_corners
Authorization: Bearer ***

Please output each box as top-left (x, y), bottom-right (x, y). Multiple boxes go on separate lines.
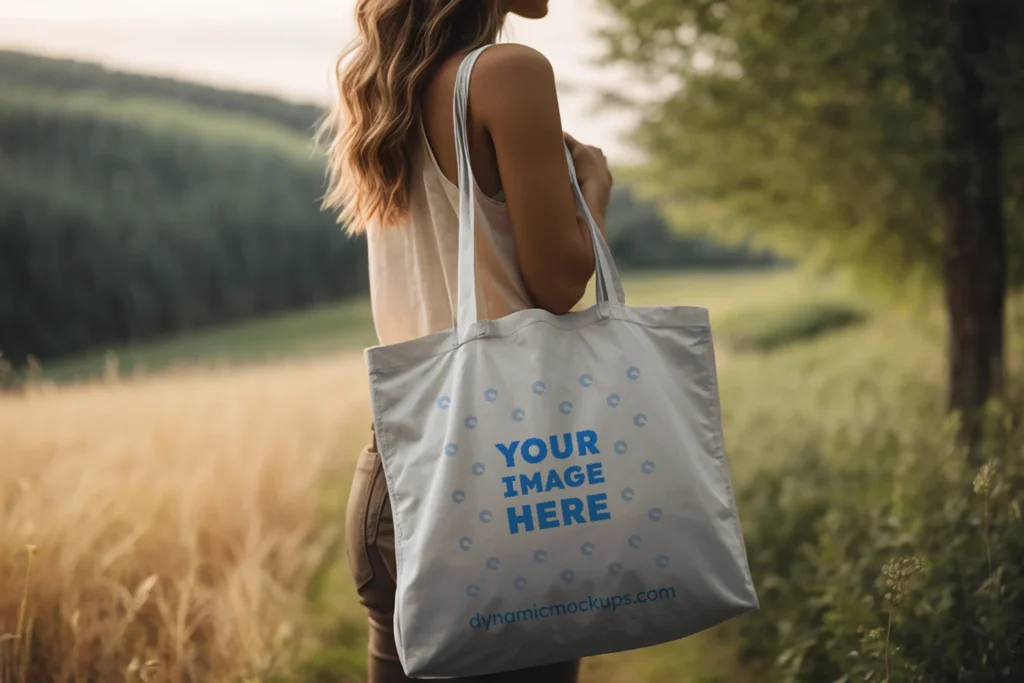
top-left (0, 356), bottom-right (371, 682)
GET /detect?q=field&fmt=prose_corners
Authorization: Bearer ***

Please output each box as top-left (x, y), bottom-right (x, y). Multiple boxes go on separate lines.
top-left (39, 269), bottom-right (832, 380)
top-left (0, 269), bottom-right (1005, 682)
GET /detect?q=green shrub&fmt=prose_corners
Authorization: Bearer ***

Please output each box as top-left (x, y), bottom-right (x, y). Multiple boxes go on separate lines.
top-left (718, 299), bottom-right (869, 352)
top-left (736, 389), bottom-right (1024, 682)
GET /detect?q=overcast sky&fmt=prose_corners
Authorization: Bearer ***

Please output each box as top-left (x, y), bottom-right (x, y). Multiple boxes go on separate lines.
top-left (0, 0), bottom-right (638, 160)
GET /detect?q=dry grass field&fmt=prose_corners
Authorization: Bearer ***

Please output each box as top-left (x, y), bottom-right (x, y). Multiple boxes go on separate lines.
top-left (1, 355), bottom-right (372, 682)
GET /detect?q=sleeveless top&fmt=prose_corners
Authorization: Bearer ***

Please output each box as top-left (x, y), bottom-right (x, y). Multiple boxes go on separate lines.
top-left (366, 120), bottom-right (533, 346)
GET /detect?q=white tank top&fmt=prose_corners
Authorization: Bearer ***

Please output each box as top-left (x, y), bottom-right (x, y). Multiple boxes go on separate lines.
top-left (366, 122), bottom-right (532, 346)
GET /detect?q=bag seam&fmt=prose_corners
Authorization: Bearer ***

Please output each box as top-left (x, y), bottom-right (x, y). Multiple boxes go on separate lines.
top-left (368, 312), bottom-right (712, 375)
top-left (703, 328), bottom-right (758, 600)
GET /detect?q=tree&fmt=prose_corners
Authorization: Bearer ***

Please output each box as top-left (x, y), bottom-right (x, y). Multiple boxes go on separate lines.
top-left (597, 0), bottom-right (1024, 444)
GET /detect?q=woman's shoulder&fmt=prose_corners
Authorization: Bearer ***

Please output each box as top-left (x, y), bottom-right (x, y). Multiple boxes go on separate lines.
top-left (470, 43), bottom-right (558, 121)
top-left (429, 43), bottom-right (554, 117)
top-left (474, 42), bottom-right (554, 84)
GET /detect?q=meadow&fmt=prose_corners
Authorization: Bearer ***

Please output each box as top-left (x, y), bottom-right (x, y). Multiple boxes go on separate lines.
top-left (2, 269), bottom-right (1020, 683)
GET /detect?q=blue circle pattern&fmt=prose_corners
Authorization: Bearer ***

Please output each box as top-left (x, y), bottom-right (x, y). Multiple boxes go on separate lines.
top-left (459, 368), bottom-right (670, 594)
top-left (436, 396), bottom-right (451, 410)
top-left (444, 443), bottom-right (458, 457)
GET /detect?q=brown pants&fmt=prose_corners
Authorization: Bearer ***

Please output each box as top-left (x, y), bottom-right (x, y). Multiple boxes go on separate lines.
top-left (346, 432), bottom-right (581, 682)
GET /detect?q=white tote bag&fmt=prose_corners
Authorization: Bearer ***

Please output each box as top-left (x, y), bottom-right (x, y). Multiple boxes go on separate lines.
top-left (366, 46), bottom-right (758, 679)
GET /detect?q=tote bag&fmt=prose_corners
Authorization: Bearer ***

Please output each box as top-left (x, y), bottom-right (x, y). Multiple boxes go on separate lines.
top-left (366, 46), bottom-right (758, 679)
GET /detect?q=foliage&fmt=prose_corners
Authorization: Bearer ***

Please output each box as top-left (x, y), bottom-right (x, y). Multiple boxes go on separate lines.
top-left (736, 386), bottom-right (1024, 682)
top-left (0, 86), bottom-right (368, 364)
top-left (717, 298), bottom-right (869, 352)
top-left (596, 0), bottom-right (1024, 293)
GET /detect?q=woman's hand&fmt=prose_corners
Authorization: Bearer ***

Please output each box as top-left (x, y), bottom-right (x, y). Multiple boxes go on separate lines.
top-left (564, 133), bottom-right (613, 191)
top-left (564, 132), bottom-right (612, 236)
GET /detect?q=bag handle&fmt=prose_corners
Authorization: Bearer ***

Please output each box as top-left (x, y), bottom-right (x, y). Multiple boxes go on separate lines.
top-left (453, 45), bottom-right (625, 344)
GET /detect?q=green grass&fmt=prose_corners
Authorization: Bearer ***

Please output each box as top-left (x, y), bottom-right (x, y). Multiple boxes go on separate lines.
top-left (42, 297), bottom-right (376, 383)
top-left (42, 268), bottom-right (815, 384)
top-left (716, 298), bottom-right (870, 352)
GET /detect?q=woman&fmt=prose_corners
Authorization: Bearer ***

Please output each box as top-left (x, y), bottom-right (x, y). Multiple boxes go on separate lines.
top-left (321, 1), bottom-right (613, 680)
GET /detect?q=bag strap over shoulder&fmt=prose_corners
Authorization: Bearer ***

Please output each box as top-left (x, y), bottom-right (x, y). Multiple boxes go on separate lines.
top-left (452, 45), bottom-right (625, 345)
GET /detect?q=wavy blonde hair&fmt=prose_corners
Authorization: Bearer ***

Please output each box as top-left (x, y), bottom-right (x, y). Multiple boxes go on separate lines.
top-left (320, 0), bottom-right (505, 233)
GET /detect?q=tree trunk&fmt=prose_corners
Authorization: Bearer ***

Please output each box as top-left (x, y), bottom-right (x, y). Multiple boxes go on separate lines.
top-left (942, 0), bottom-right (1008, 455)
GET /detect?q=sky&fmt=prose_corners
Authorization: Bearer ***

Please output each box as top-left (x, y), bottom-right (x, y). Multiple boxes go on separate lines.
top-left (0, 0), bottom-right (639, 160)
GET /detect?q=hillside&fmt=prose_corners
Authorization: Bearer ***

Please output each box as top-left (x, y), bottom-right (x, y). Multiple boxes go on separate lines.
top-left (0, 49), bottom-right (324, 134)
top-left (0, 80), bottom-right (367, 364)
top-left (0, 49), bottom-right (777, 266)
top-left (0, 50), bottom-right (774, 366)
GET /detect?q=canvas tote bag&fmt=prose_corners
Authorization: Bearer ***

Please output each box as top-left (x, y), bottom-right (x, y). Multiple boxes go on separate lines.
top-left (366, 46), bottom-right (758, 679)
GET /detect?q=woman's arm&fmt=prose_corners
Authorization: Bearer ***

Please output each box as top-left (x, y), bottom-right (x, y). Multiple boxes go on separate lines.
top-left (474, 45), bottom-right (613, 315)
